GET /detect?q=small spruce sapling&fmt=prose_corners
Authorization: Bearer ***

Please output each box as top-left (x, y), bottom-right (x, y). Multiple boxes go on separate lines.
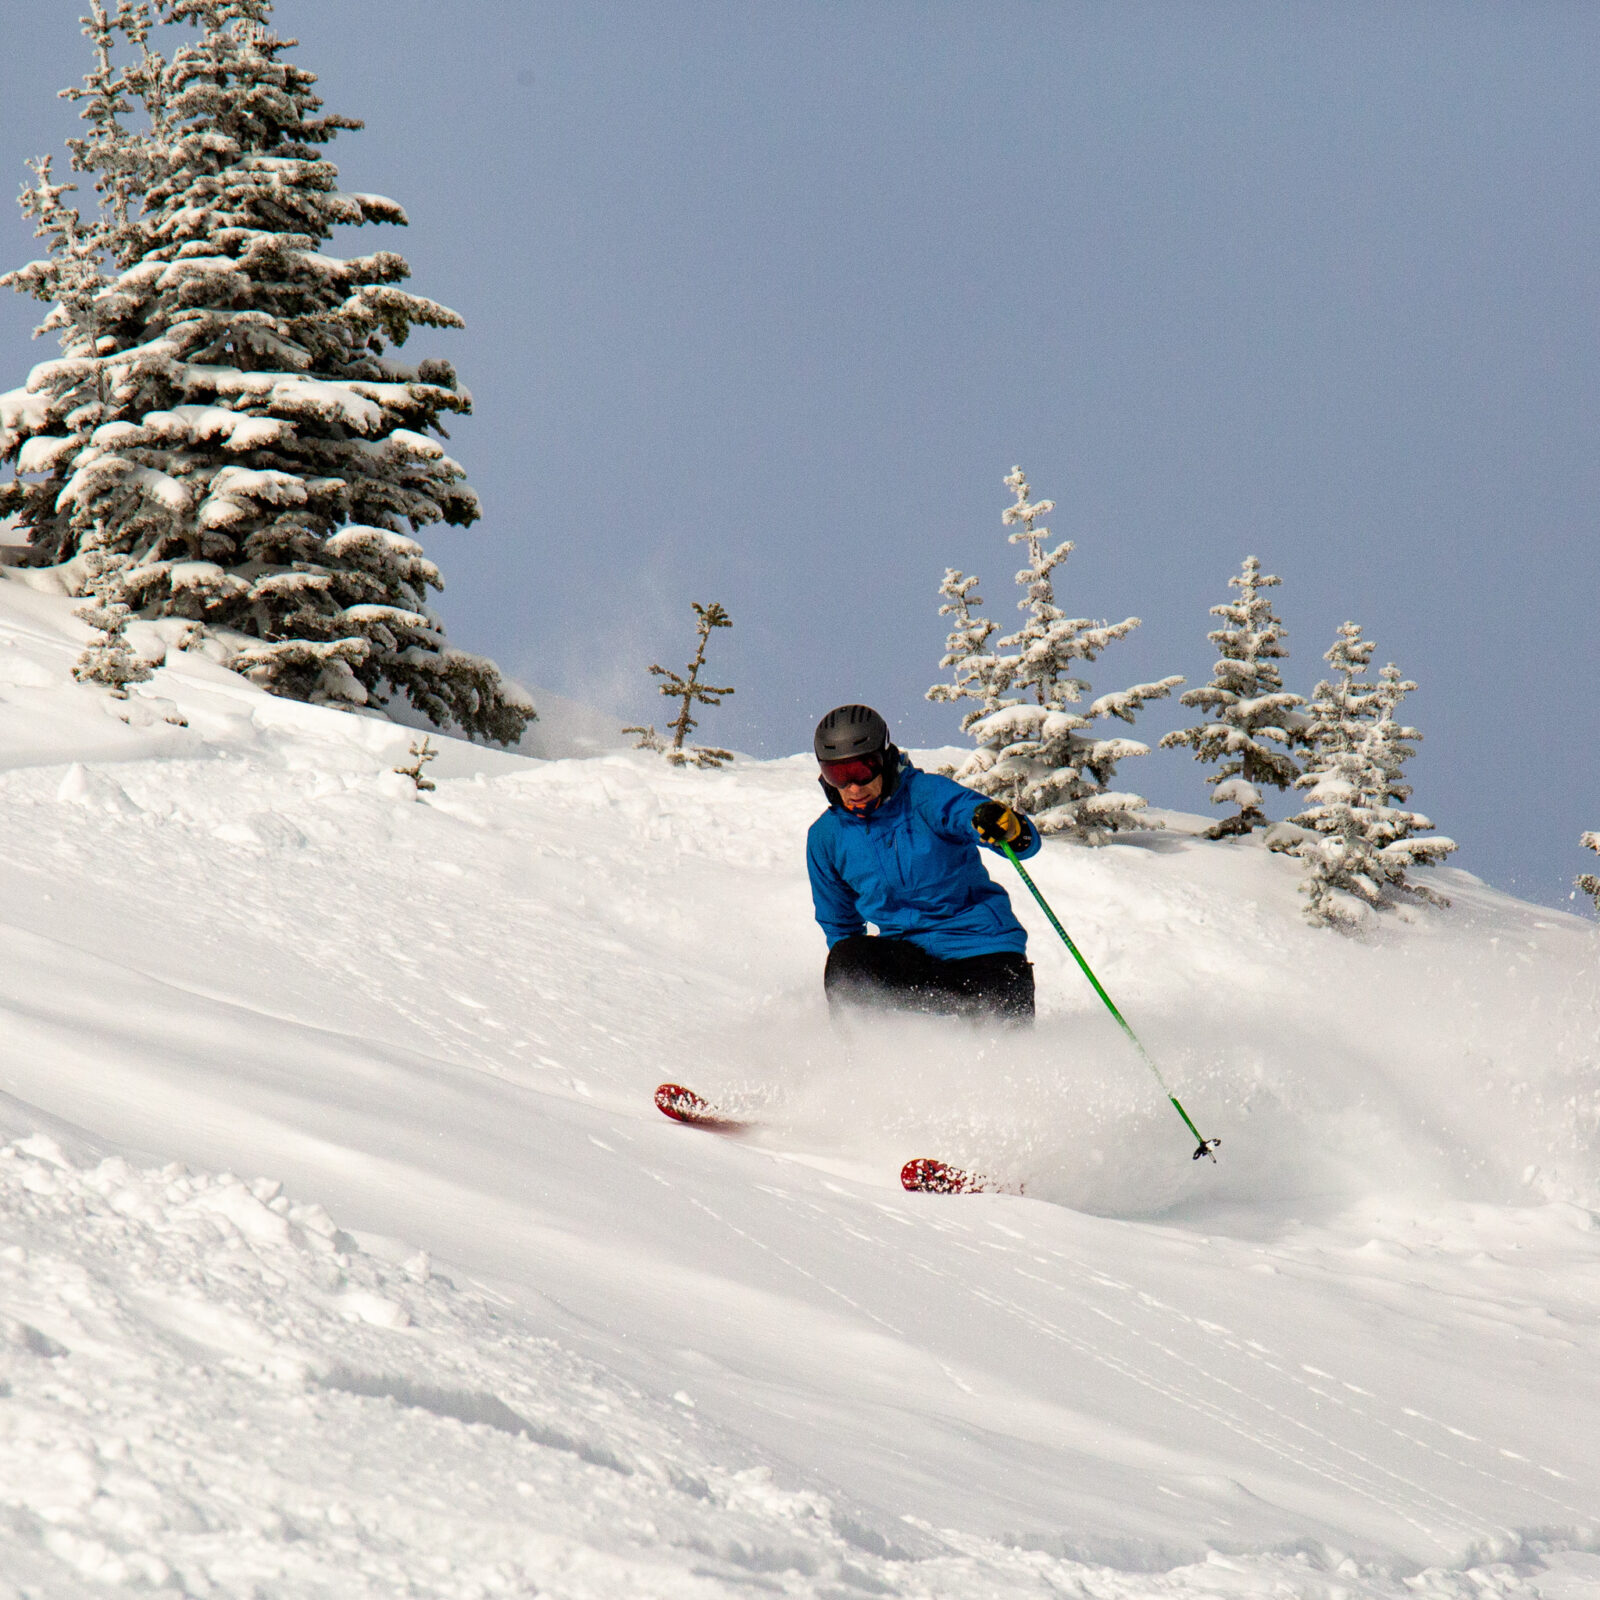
top-left (73, 596), bottom-right (152, 697)
top-left (933, 466), bottom-right (1181, 838)
top-left (1577, 832), bottom-right (1599, 910)
top-left (625, 602), bottom-right (735, 769)
top-left (1160, 555), bottom-right (1306, 837)
top-left (394, 736), bottom-right (437, 793)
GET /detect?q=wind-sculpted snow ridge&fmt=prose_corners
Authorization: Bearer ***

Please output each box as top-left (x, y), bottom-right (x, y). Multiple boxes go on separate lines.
top-left (2, 573), bottom-right (1600, 1595)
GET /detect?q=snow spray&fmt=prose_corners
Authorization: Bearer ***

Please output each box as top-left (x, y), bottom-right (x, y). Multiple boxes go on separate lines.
top-left (1000, 841), bottom-right (1220, 1163)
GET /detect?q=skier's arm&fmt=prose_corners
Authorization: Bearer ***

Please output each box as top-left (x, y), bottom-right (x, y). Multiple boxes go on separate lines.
top-left (806, 828), bottom-right (866, 944)
top-left (922, 775), bottom-right (1041, 859)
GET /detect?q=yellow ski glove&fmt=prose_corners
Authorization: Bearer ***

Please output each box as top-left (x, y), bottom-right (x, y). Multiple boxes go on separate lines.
top-left (972, 800), bottom-right (1027, 848)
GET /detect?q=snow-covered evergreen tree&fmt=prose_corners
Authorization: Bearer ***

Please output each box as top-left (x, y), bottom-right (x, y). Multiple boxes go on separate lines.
top-left (1160, 555), bottom-right (1306, 837)
top-left (1577, 832), bottom-right (1599, 911)
top-left (0, 0), bottom-right (531, 744)
top-left (935, 466), bottom-right (1181, 838)
top-left (72, 595), bottom-right (152, 696)
top-left (625, 602), bottom-right (735, 769)
top-left (1275, 625), bottom-right (1456, 927)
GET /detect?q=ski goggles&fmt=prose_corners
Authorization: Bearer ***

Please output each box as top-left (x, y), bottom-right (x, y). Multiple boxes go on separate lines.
top-left (820, 753), bottom-right (883, 788)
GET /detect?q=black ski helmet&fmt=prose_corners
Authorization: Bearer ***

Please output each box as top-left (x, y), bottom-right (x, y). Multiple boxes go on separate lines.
top-left (814, 704), bottom-right (889, 763)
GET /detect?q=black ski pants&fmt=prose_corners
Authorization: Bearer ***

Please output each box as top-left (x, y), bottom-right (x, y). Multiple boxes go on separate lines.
top-left (824, 934), bottom-right (1034, 1023)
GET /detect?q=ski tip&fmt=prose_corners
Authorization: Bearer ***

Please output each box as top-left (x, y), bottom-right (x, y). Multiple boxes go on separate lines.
top-left (655, 1082), bottom-right (707, 1122)
top-left (654, 1083), bottom-right (749, 1132)
top-left (901, 1157), bottom-right (990, 1195)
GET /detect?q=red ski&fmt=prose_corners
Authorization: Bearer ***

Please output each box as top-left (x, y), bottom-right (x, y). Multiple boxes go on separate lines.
top-left (901, 1157), bottom-right (1005, 1195)
top-left (656, 1088), bottom-right (1008, 1193)
top-left (654, 1083), bottom-right (751, 1133)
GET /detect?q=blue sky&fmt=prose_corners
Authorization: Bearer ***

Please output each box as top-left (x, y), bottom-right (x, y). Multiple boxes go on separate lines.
top-left (3, 2), bottom-right (1596, 908)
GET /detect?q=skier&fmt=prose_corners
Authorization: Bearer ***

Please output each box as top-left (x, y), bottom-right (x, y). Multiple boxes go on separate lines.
top-left (807, 704), bottom-right (1040, 1021)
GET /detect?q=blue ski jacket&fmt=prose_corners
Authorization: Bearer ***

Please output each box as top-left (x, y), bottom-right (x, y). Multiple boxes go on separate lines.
top-left (806, 760), bottom-right (1041, 960)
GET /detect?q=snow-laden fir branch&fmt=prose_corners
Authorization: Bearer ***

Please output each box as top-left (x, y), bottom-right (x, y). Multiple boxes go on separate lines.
top-left (926, 568), bottom-right (1001, 731)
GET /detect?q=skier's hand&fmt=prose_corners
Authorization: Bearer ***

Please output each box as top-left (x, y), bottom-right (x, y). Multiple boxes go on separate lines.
top-left (973, 801), bottom-right (1027, 848)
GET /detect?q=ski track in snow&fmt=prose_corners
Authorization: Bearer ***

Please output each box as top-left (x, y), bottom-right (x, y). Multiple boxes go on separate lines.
top-left (0, 574), bottom-right (1598, 1597)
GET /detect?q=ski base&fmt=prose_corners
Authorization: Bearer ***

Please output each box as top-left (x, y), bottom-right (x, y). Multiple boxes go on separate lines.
top-left (901, 1157), bottom-right (998, 1195)
top-left (654, 1083), bottom-right (750, 1133)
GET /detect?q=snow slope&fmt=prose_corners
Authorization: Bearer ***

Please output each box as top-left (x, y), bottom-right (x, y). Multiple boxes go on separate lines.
top-left (1, 570), bottom-right (1598, 1599)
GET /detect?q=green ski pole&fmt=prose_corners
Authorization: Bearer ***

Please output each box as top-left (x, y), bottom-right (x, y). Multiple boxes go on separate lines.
top-left (1000, 841), bottom-right (1219, 1163)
